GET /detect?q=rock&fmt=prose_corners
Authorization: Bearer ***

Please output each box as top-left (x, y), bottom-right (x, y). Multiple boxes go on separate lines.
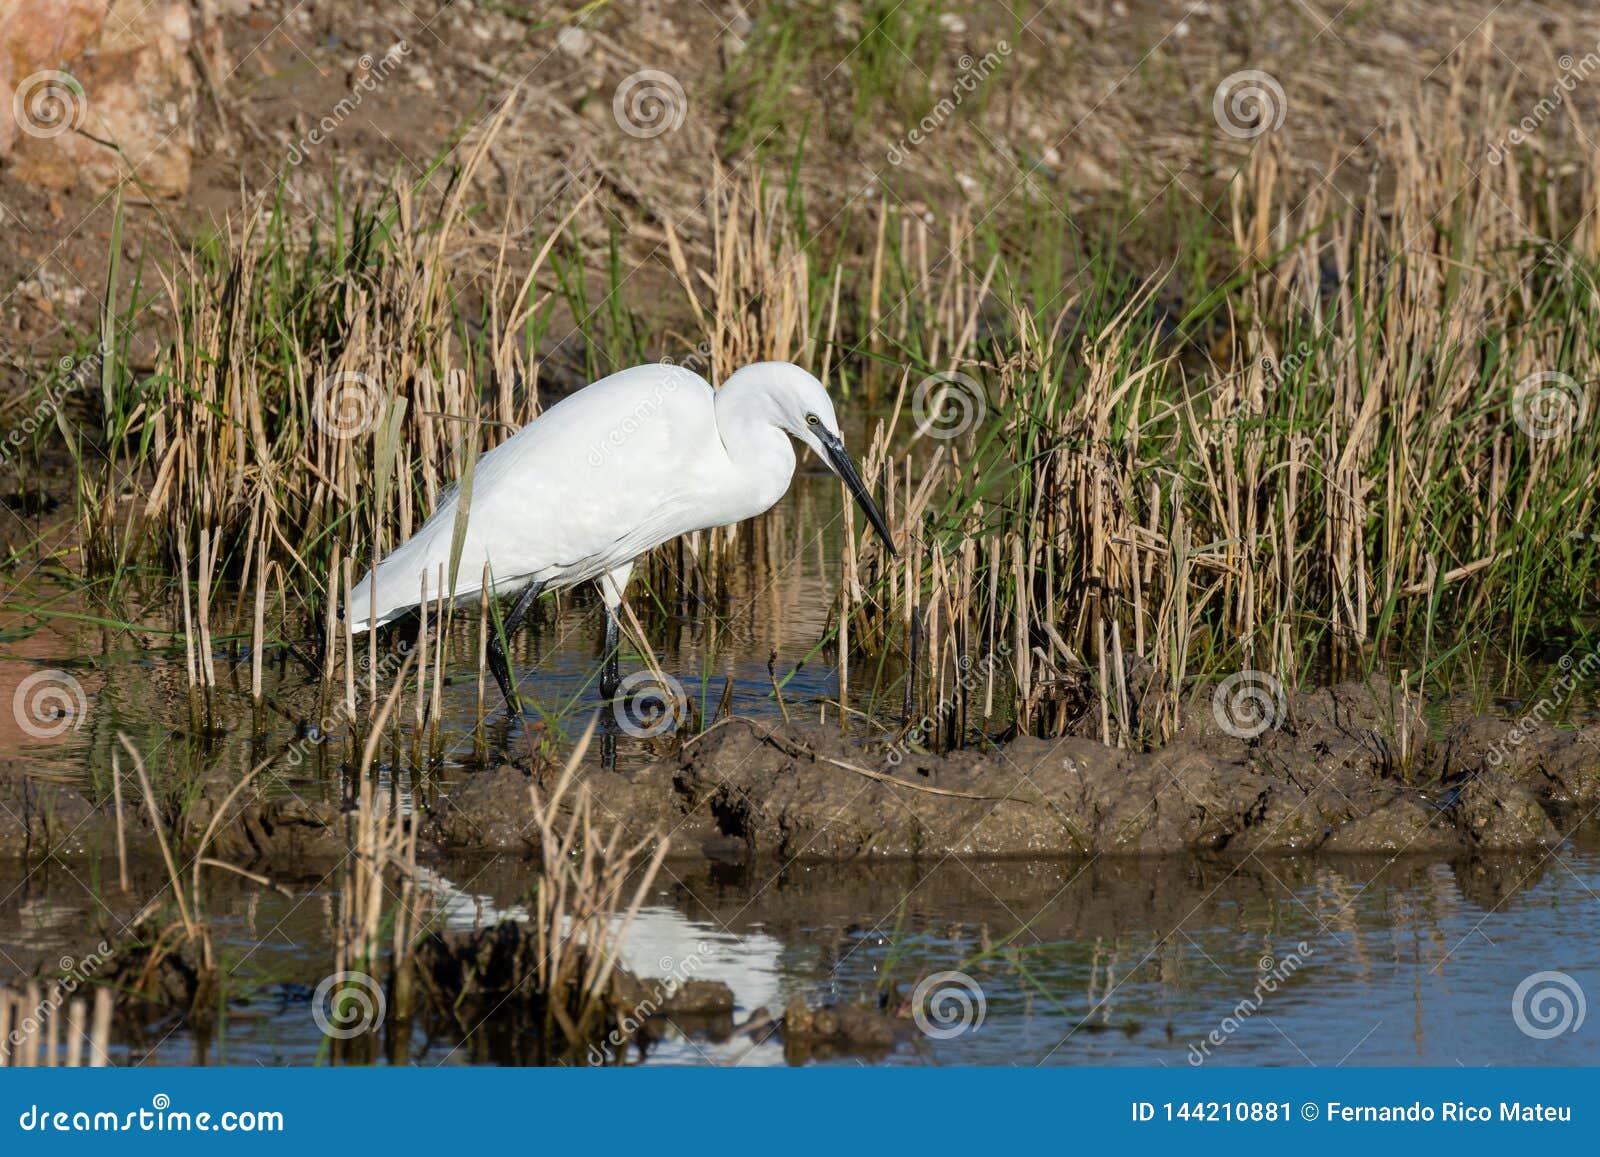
top-left (782, 994), bottom-right (813, 1035)
top-left (425, 755), bottom-right (719, 854)
top-left (780, 995), bottom-right (903, 1057)
top-left (1434, 715), bottom-right (1542, 778)
top-left (1434, 716), bottom-right (1600, 812)
top-left (611, 974), bottom-right (735, 1016)
top-left (1536, 730), bottom-right (1600, 809)
top-left (1453, 772), bottom-right (1561, 851)
top-left (556, 26), bottom-right (591, 58)
top-left (1, 0), bottom-right (198, 196)
top-left (0, 0), bottom-right (105, 72)
top-left (1322, 797), bottom-right (1457, 854)
top-left (429, 763), bottom-right (537, 852)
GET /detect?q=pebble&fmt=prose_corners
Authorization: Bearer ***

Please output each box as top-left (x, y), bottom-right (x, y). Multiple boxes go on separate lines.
top-left (557, 26), bottom-right (591, 58)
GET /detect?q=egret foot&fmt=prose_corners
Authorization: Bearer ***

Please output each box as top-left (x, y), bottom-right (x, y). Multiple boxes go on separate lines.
top-left (486, 581), bottom-right (545, 713)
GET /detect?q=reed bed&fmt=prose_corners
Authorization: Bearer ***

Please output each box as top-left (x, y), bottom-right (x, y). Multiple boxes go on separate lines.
top-left (843, 92), bottom-right (1600, 745)
top-left (56, 74), bottom-right (1600, 754)
top-left (520, 719), bottom-right (670, 1047)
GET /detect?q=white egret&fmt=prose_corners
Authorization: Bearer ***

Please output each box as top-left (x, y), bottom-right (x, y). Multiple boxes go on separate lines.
top-left (346, 360), bottom-right (895, 708)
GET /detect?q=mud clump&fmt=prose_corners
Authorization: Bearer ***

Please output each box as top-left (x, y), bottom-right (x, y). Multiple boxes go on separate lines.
top-left (185, 770), bottom-right (345, 872)
top-left (0, 760), bottom-right (346, 869)
top-left (430, 680), bottom-right (1583, 861)
top-left (0, 769), bottom-right (108, 859)
top-left (1428, 716), bottom-right (1600, 812)
top-left (782, 995), bottom-right (902, 1048)
top-left (426, 765), bottom-right (539, 852)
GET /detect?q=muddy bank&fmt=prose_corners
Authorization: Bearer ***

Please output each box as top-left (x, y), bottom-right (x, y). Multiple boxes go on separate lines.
top-left (434, 681), bottom-right (1598, 860)
top-left (5, 679), bottom-right (1599, 864)
top-left (0, 758), bottom-right (344, 867)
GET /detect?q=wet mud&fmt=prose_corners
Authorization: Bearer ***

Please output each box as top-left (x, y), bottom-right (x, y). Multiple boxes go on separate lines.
top-left (4, 679), bottom-right (1596, 866)
top-left (432, 681), bottom-right (1593, 861)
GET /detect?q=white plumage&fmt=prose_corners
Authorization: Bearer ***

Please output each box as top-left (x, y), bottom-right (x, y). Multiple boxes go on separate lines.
top-left (345, 360), bottom-right (893, 706)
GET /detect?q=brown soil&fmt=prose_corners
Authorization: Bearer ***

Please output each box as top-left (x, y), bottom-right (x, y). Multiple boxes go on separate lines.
top-left (3, 679), bottom-right (1594, 866)
top-left (428, 680), bottom-right (1593, 862)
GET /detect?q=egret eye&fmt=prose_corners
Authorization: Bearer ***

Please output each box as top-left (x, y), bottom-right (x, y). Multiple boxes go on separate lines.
top-left (806, 413), bottom-right (820, 426)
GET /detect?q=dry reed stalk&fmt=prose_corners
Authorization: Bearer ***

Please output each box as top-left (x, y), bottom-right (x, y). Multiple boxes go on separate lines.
top-left (191, 753), bottom-right (277, 914)
top-left (367, 573), bottom-right (378, 719)
top-left (343, 557), bottom-right (357, 720)
top-left (323, 543), bottom-right (342, 688)
top-left (89, 987), bottom-right (112, 1066)
top-left (65, 998), bottom-right (86, 1067)
top-left (42, 985), bottom-right (57, 1067)
top-left (117, 733), bottom-right (201, 956)
top-left (177, 530), bottom-right (197, 690)
top-left (430, 564), bottom-right (446, 759)
top-left (335, 646), bottom-right (419, 990)
top-left (476, 565), bottom-right (490, 753)
top-left (415, 570), bottom-right (429, 742)
top-left (251, 543), bottom-right (267, 704)
top-left (110, 749), bottom-right (129, 894)
top-left (196, 527), bottom-right (216, 688)
top-left (22, 982), bottom-right (40, 1066)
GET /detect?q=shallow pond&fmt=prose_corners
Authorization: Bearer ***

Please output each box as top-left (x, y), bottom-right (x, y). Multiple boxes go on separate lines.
top-left (1, 474), bottom-right (1596, 1067)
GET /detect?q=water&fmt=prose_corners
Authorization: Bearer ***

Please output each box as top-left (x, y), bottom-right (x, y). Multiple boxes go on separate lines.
top-left (3, 847), bottom-right (1596, 1065)
top-left (1, 476), bottom-right (1597, 1066)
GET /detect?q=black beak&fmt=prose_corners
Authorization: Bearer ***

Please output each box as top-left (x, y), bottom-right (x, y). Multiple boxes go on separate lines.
top-left (820, 432), bottom-right (896, 556)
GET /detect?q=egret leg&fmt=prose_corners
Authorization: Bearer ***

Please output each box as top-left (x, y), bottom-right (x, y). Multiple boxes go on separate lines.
top-left (600, 606), bottom-right (621, 699)
top-left (487, 581), bottom-right (544, 712)
top-left (597, 561), bottom-right (635, 702)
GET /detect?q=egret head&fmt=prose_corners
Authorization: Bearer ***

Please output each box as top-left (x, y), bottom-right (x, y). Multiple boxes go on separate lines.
top-left (736, 362), bottom-right (897, 556)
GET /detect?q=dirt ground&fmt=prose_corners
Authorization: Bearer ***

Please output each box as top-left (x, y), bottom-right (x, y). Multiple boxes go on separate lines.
top-left (6, 0), bottom-right (1598, 378)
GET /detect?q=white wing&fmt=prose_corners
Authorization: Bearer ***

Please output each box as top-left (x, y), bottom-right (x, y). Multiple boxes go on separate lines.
top-left (347, 363), bottom-right (723, 630)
